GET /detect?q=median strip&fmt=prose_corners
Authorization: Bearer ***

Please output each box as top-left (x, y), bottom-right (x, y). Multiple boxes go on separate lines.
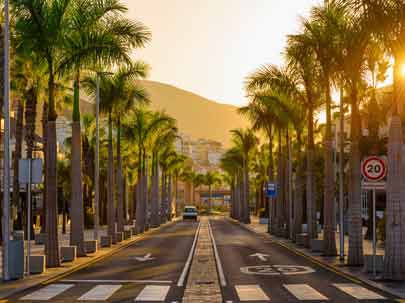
top-left (182, 217), bottom-right (223, 303)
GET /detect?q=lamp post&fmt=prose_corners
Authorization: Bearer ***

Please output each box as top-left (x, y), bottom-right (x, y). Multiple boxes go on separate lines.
top-left (2, 0), bottom-right (11, 281)
top-left (339, 86), bottom-right (345, 261)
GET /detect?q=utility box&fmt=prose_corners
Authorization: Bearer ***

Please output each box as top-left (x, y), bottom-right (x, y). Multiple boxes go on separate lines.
top-left (9, 240), bottom-right (24, 279)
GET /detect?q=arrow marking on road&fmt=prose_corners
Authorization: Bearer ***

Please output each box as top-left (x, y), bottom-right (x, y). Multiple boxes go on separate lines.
top-left (134, 253), bottom-right (155, 262)
top-left (250, 253), bottom-right (269, 261)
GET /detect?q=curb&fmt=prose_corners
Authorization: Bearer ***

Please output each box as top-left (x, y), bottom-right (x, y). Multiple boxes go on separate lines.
top-left (227, 217), bottom-right (405, 300)
top-left (0, 219), bottom-right (179, 300)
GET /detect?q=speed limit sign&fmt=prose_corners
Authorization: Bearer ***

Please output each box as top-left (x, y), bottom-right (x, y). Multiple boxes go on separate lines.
top-left (361, 156), bottom-right (386, 181)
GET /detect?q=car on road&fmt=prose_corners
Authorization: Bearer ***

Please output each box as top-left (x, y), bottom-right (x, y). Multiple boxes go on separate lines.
top-left (183, 206), bottom-right (198, 220)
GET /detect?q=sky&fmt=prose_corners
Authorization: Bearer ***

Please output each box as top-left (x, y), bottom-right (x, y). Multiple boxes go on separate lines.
top-left (125, 1), bottom-right (321, 107)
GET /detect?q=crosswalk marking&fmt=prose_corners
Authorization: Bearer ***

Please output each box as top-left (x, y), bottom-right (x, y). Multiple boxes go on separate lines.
top-left (284, 284), bottom-right (328, 301)
top-left (78, 284), bottom-right (122, 301)
top-left (333, 283), bottom-right (386, 300)
top-left (20, 284), bottom-right (74, 301)
top-left (235, 285), bottom-right (270, 301)
top-left (134, 285), bottom-right (170, 301)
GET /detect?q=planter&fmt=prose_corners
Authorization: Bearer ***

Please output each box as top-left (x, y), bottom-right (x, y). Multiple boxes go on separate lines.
top-left (259, 218), bottom-right (269, 224)
top-left (61, 246), bottom-right (77, 262)
top-left (28, 255), bottom-right (46, 274)
top-left (100, 236), bottom-right (112, 248)
top-left (84, 240), bottom-right (98, 254)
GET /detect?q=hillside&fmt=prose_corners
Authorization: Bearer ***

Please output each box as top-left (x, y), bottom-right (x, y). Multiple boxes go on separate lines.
top-left (142, 80), bottom-right (250, 147)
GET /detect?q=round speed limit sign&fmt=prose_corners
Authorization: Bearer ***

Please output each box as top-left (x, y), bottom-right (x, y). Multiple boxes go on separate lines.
top-left (361, 156), bottom-right (386, 181)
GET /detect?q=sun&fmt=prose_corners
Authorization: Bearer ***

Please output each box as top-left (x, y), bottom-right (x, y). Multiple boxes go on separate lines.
top-left (401, 63), bottom-right (405, 77)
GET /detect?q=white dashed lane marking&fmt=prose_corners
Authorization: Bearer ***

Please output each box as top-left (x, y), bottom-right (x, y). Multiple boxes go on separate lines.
top-left (333, 283), bottom-right (386, 300)
top-left (20, 284), bottom-right (74, 301)
top-left (284, 284), bottom-right (329, 301)
top-left (235, 285), bottom-right (270, 301)
top-left (78, 284), bottom-right (122, 301)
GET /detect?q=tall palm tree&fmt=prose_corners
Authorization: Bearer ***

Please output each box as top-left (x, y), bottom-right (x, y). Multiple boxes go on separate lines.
top-left (57, 0), bottom-right (150, 255)
top-left (230, 129), bottom-right (258, 224)
top-left (297, 3), bottom-right (346, 255)
top-left (14, 0), bottom-right (77, 267)
top-left (285, 34), bottom-right (321, 242)
top-left (122, 108), bottom-right (175, 231)
top-left (332, 1), bottom-right (372, 266)
top-left (84, 65), bottom-right (149, 241)
top-left (203, 171), bottom-right (222, 213)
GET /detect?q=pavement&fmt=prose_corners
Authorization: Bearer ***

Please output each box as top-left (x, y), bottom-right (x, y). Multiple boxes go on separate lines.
top-left (211, 216), bottom-right (399, 302)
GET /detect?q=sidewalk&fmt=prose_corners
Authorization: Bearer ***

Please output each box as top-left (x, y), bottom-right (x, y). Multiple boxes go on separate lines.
top-left (240, 216), bottom-right (405, 299)
top-left (0, 220), bottom-right (178, 299)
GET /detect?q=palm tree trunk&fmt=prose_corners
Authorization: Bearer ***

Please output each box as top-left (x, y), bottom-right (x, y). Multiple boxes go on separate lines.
top-left (293, 133), bottom-right (304, 242)
top-left (168, 174), bottom-right (172, 220)
top-left (160, 170), bottom-right (167, 223)
top-left (151, 155), bottom-right (160, 227)
top-left (135, 172), bottom-right (145, 233)
top-left (70, 75), bottom-right (86, 257)
top-left (348, 87), bottom-right (363, 265)
top-left (12, 98), bottom-right (24, 230)
top-left (143, 155), bottom-right (149, 226)
top-left (243, 161), bottom-right (250, 224)
top-left (307, 104), bottom-right (316, 241)
top-left (116, 118), bottom-right (124, 233)
top-left (45, 68), bottom-right (60, 267)
top-left (323, 76), bottom-right (337, 256)
top-left (107, 112), bottom-right (116, 242)
top-left (24, 86), bottom-right (38, 239)
top-left (41, 101), bottom-right (48, 233)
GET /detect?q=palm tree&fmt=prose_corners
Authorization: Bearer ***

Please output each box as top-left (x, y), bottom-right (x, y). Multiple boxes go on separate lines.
top-left (14, 0), bottom-right (77, 267)
top-left (230, 129), bottom-right (258, 224)
top-left (57, 0), bottom-right (150, 255)
top-left (296, 3), bottom-right (346, 255)
top-left (342, 0), bottom-right (405, 280)
top-left (84, 65), bottom-right (149, 242)
top-left (331, 2), bottom-right (372, 266)
top-left (203, 171), bottom-right (222, 213)
top-left (149, 117), bottom-right (177, 226)
top-left (220, 148), bottom-right (243, 220)
top-left (122, 108), bottom-right (175, 231)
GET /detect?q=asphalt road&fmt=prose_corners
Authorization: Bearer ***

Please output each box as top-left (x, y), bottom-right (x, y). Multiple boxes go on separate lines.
top-left (9, 220), bottom-right (198, 303)
top-left (210, 217), bottom-right (397, 303)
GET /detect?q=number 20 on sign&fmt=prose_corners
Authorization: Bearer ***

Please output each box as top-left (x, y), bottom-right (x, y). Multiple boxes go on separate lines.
top-left (361, 156), bottom-right (386, 181)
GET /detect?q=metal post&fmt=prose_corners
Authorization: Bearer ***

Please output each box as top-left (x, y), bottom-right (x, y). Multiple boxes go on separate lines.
top-left (372, 188), bottom-right (376, 278)
top-left (94, 75), bottom-right (100, 242)
top-left (2, 0), bottom-right (11, 281)
top-left (339, 86), bottom-right (345, 261)
top-left (26, 159), bottom-right (32, 277)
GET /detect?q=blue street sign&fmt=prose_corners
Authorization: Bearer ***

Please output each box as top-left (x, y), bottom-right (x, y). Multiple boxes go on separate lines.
top-left (266, 182), bottom-right (277, 198)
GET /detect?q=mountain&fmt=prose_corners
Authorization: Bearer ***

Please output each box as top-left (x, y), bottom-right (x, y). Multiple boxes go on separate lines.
top-left (142, 80), bottom-right (250, 148)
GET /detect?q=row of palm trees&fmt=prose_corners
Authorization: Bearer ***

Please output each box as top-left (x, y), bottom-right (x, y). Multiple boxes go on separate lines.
top-left (1, 0), bottom-right (193, 269)
top-left (224, 0), bottom-right (405, 280)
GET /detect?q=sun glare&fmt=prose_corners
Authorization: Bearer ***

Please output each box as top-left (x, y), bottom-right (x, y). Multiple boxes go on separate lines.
top-left (401, 64), bottom-right (405, 77)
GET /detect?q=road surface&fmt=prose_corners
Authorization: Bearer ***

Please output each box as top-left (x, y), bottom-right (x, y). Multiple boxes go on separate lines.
top-left (9, 220), bottom-right (198, 303)
top-left (210, 217), bottom-right (397, 303)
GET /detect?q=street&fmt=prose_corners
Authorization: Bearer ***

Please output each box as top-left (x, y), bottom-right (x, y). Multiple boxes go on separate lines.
top-left (9, 221), bottom-right (198, 303)
top-left (6, 217), bottom-right (399, 302)
top-left (210, 217), bottom-right (396, 303)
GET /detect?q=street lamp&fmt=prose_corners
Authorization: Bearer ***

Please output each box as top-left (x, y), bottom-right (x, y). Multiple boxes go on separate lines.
top-left (94, 71), bottom-right (112, 243)
top-left (2, 0), bottom-right (11, 281)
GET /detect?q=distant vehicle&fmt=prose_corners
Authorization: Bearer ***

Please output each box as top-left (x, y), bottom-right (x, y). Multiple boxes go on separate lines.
top-left (183, 206), bottom-right (198, 220)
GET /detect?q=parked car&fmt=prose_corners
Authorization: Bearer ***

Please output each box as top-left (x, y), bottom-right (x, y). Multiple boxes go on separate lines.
top-left (183, 206), bottom-right (198, 221)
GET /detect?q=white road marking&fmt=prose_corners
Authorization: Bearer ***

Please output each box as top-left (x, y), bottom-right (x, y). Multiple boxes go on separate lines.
top-left (134, 253), bottom-right (155, 262)
top-left (177, 222), bottom-right (201, 287)
top-left (61, 279), bottom-right (172, 284)
top-left (134, 285), bottom-right (170, 301)
top-left (208, 220), bottom-right (227, 287)
top-left (20, 284), bottom-right (74, 301)
top-left (240, 265), bottom-right (315, 276)
top-left (78, 284), bottom-right (122, 301)
top-left (333, 283), bottom-right (386, 300)
top-left (235, 285), bottom-right (270, 301)
top-left (249, 253), bottom-right (269, 261)
top-left (284, 284), bottom-right (329, 301)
